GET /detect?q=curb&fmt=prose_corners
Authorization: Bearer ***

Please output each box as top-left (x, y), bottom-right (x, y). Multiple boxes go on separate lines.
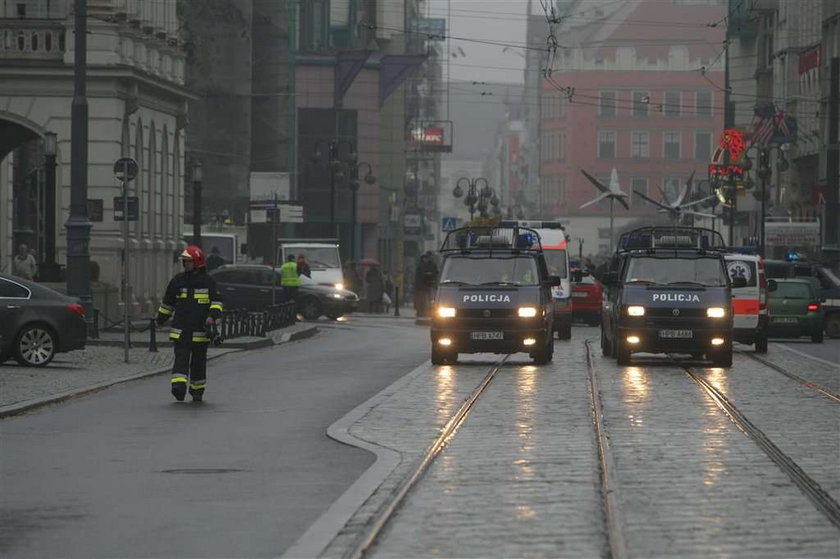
top-left (0, 325), bottom-right (319, 419)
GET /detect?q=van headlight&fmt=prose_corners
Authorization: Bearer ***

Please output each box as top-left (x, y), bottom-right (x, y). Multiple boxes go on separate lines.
top-left (437, 306), bottom-right (457, 318)
top-left (334, 283), bottom-right (344, 290)
top-left (518, 307), bottom-right (538, 318)
top-left (706, 307), bottom-right (726, 318)
top-left (626, 305), bottom-right (645, 316)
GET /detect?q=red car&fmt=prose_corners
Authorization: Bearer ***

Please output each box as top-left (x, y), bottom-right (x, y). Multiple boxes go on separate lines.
top-left (571, 270), bottom-right (603, 326)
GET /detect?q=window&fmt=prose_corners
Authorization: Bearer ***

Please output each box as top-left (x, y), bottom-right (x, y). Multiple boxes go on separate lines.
top-left (633, 91), bottom-right (649, 117)
top-left (598, 131), bottom-right (616, 158)
top-left (541, 93), bottom-right (567, 119)
top-left (540, 131), bottom-right (566, 162)
top-left (631, 178), bottom-right (649, 205)
top-left (631, 131), bottom-right (649, 158)
top-left (696, 90), bottom-right (712, 117)
top-left (300, 0), bottom-right (329, 52)
top-left (0, 278), bottom-right (30, 298)
top-left (599, 91), bottom-right (616, 116)
top-left (540, 175), bottom-right (566, 207)
top-left (664, 131), bottom-right (681, 160)
top-left (664, 90), bottom-right (681, 117)
top-left (695, 131), bottom-right (712, 160)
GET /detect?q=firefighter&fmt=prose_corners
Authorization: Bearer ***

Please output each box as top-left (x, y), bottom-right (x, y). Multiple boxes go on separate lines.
top-left (156, 245), bottom-right (224, 402)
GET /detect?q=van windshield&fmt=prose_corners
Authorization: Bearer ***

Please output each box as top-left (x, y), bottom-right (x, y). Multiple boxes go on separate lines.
top-left (288, 247), bottom-right (340, 268)
top-left (624, 256), bottom-right (727, 287)
top-left (440, 256), bottom-right (539, 286)
top-left (185, 235), bottom-right (234, 263)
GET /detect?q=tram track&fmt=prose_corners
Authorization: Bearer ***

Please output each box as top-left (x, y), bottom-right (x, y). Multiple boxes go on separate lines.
top-left (739, 350), bottom-right (840, 403)
top-left (345, 356), bottom-right (510, 559)
top-left (680, 362), bottom-right (840, 530)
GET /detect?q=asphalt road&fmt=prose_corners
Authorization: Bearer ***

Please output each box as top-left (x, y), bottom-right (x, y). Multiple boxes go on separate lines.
top-left (0, 316), bottom-right (428, 559)
top-left (770, 337), bottom-right (840, 365)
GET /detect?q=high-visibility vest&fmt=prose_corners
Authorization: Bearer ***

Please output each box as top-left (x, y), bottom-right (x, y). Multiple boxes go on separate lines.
top-left (280, 261), bottom-right (301, 287)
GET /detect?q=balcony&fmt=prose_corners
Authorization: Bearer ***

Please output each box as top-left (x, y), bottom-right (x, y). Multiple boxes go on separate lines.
top-left (0, 19), bottom-right (66, 62)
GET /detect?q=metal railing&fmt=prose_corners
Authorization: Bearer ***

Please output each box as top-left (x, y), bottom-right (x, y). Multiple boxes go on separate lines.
top-left (218, 302), bottom-right (296, 340)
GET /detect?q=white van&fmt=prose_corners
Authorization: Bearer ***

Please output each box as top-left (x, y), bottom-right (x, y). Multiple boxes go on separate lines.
top-left (724, 252), bottom-right (770, 353)
top-left (278, 241), bottom-right (344, 289)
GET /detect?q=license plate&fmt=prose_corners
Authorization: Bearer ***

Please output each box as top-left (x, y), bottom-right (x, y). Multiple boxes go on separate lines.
top-left (659, 329), bottom-right (693, 339)
top-left (572, 292), bottom-right (588, 298)
top-left (471, 331), bottom-right (504, 340)
top-left (772, 317), bottom-right (798, 324)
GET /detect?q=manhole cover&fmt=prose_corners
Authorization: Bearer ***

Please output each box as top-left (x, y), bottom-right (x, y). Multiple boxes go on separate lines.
top-left (160, 468), bottom-right (247, 474)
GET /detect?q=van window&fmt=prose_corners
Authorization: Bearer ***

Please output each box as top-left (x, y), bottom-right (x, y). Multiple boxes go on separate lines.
top-left (725, 259), bottom-right (757, 288)
top-left (184, 235), bottom-right (235, 264)
top-left (544, 249), bottom-right (568, 278)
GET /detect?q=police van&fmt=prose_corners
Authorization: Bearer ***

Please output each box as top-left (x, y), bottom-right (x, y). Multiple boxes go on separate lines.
top-left (500, 220), bottom-right (573, 339)
top-left (600, 227), bottom-right (743, 367)
top-left (430, 225), bottom-right (560, 365)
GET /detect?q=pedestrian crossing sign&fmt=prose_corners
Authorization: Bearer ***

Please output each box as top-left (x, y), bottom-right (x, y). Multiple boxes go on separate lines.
top-left (441, 216), bottom-right (457, 232)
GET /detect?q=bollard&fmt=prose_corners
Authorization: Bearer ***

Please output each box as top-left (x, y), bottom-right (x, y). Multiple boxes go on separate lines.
top-left (148, 318), bottom-right (158, 352)
top-left (394, 286), bottom-right (400, 316)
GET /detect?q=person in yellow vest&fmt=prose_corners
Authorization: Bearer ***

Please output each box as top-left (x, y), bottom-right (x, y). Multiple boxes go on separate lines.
top-left (280, 253), bottom-right (301, 305)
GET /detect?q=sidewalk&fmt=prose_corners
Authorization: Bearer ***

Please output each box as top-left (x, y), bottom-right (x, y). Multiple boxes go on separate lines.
top-left (0, 322), bottom-right (318, 418)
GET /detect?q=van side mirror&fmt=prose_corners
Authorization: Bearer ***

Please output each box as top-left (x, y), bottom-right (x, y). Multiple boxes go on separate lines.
top-left (571, 269), bottom-right (583, 283)
top-left (545, 275), bottom-right (562, 287)
top-left (601, 271), bottom-right (618, 286)
top-left (767, 279), bottom-right (778, 292)
top-left (731, 276), bottom-right (747, 288)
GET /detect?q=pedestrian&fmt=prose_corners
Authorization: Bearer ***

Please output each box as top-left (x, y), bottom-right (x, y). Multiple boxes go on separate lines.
top-left (382, 271), bottom-right (394, 312)
top-left (365, 265), bottom-right (384, 313)
top-left (345, 261), bottom-right (362, 295)
top-left (297, 252), bottom-right (312, 279)
top-left (206, 246), bottom-right (225, 271)
top-left (414, 251), bottom-right (438, 317)
top-left (155, 245), bottom-right (224, 402)
top-left (13, 243), bottom-right (37, 280)
top-left (280, 253), bottom-right (301, 305)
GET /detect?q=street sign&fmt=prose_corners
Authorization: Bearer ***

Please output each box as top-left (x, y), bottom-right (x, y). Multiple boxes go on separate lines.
top-left (113, 196), bottom-right (139, 221)
top-left (441, 216), bottom-right (457, 232)
top-left (404, 212), bottom-right (422, 235)
top-left (113, 157), bottom-right (138, 182)
top-left (280, 204), bottom-right (303, 223)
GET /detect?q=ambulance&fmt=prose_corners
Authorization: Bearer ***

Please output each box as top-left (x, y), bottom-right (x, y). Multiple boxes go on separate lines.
top-left (723, 250), bottom-right (771, 353)
top-left (500, 220), bottom-right (572, 339)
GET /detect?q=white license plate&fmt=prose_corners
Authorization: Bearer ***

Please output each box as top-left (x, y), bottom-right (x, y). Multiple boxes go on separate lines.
top-left (659, 329), bottom-right (693, 339)
top-left (572, 292), bottom-right (588, 298)
top-left (471, 331), bottom-right (504, 340)
top-left (772, 317), bottom-right (798, 324)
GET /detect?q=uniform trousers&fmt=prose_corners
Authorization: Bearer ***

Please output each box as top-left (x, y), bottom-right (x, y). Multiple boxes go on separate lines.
top-left (172, 336), bottom-right (209, 394)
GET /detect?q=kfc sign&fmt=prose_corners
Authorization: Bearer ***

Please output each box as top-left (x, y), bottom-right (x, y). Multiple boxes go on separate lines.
top-left (407, 120), bottom-right (453, 152)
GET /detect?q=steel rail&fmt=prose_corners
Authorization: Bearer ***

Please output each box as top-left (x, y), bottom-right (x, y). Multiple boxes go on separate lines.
top-left (741, 351), bottom-right (840, 404)
top-left (345, 356), bottom-right (509, 559)
top-left (682, 365), bottom-right (840, 530)
top-left (584, 340), bottom-right (629, 559)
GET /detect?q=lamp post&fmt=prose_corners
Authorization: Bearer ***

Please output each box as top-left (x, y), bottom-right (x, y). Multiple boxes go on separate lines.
top-left (453, 177), bottom-right (493, 222)
top-left (349, 161), bottom-right (376, 261)
top-left (312, 139), bottom-right (356, 232)
top-left (40, 132), bottom-right (60, 282)
top-left (738, 144), bottom-right (788, 257)
top-left (192, 161), bottom-right (203, 249)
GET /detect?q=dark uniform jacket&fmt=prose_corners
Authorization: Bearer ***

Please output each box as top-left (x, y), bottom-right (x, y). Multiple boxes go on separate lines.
top-left (156, 270), bottom-right (224, 342)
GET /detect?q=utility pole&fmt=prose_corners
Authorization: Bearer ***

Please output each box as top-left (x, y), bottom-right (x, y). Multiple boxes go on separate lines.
top-left (723, 37), bottom-right (736, 246)
top-left (825, 57), bottom-right (840, 263)
top-left (65, 0), bottom-right (93, 330)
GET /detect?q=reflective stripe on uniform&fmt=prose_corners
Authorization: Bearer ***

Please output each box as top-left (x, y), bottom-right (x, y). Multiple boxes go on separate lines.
top-left (169, 328), bottom-right (182, 340)
top-left (210, 301), bottom-right (223, 312)
top-left (194, 288), bottom-right (209, 294)
top-left (157, 304), bottom-right (174, 316)
top-left (171, 374), bottom-right (188, 384)
top-left (192, 334), bottom-right (210, 342)
top-left (190, 380), bottom-right (206, 390)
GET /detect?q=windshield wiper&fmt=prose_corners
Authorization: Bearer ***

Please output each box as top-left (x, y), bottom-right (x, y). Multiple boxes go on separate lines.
top-left (479, 281), bottom-right (515, 286)
top-left (439, 280), bottom-right (471, 286)
top-left (625, 279), bottom-right (656, 285)
top-left (665, 281), bottom-right (707, 287)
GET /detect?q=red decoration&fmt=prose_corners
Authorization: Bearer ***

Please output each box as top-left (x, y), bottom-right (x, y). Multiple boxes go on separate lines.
top-left (719, 128), bottom-right (745, 161)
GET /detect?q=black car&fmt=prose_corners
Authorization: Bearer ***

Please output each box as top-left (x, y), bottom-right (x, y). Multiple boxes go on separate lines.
top-left (0, 274), bottom-right (87, 367)
top-left (600, 227), bottom-right (742, 367)
top-left (430, 225), bottom-right (560, 365)
top-left (210, 264), bottom-right (359, 320)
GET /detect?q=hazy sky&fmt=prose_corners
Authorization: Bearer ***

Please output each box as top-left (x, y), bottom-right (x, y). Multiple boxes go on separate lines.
top-left (427, 0), bottom-right (530, 84)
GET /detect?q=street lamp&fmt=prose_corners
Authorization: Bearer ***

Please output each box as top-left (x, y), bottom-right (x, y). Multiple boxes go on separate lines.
top-left (453, 177), bottom-right (494, 222)
top-left (738, 144), bottom-right (788, 257)
top-left (349, 161), bottom-right (376, 261)
top-left (312, 139), bottom-right (356, 230)
top-left (192, 161), bottom-right (203, 249)
top-left (40, 132), bottom-right (61, 282)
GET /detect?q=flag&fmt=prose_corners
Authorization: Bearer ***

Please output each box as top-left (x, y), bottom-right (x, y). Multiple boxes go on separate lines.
top-left (750, 103), bottom-right (776, 146)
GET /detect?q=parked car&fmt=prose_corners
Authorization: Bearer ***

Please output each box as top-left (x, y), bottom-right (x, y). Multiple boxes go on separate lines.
top-left (571, 269), bottom-right (602, 325)
top-left (0, 274), bottom-right (87, 367)
top-left (767, 278), bottom-right (824, 343)
top-left (209, 264), bottom-right (359, 320)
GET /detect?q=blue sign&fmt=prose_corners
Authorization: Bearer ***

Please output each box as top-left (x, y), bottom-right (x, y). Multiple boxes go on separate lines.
top-left (441, 216), bottom-right (457, 232)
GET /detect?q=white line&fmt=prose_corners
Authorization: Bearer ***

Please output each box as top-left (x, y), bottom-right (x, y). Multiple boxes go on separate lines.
top-left (281, 360), bottom-right (432, 559)
top-left (775, 343), bottom-right (840, 369)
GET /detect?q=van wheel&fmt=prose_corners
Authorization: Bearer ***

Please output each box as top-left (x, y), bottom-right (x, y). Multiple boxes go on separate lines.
top-left (755, 332), bottom-right (768, 353)
top-left (431, 346), bottom-right (445, 365)
top-left (557, 324), bottom-right (572, 340)
top-left (532, 336), bottom-right (553, 365)
top-left (615, 336), bottom-right (631, 366)
top-left (710, 349), bottom-right (733, 367)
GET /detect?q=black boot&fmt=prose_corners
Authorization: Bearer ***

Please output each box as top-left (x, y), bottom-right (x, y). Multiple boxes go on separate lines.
top-left (190, 390), bottom-right (203, 402)
top-left (171, 382), bottom-right (186, 402)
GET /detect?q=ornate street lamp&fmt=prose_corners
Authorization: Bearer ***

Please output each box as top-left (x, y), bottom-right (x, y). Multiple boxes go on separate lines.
top-left (40, 132), bottom-right (61, 282)
top-left (349, 161), bottom-right (376, 261)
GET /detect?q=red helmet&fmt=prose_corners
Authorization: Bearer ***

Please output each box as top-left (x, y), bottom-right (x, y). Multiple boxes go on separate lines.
top-left (179, 245), bottom-right (206, 268)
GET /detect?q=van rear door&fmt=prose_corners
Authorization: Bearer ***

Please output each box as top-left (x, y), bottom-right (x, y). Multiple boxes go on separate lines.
top-left (726, 256), bottom-right (759, 329)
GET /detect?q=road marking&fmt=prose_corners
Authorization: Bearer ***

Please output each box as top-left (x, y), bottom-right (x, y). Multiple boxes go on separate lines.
top-left (776, 343), bottom-right (840, 369)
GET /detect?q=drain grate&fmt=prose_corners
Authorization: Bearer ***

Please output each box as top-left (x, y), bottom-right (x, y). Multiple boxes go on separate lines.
top-left (159, 468), bottom-right (247, 474)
